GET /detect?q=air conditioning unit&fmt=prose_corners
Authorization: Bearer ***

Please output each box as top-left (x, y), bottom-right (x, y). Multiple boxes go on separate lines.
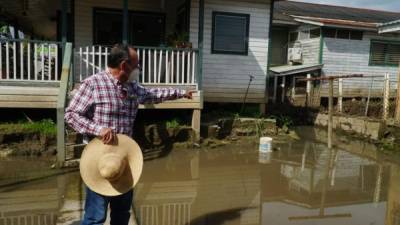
top-left (288, 47), bottom-right (303, 64)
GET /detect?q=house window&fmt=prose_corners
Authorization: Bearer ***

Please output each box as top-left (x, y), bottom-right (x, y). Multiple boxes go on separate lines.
top-left (337, 29), bottom-right (350, 39)
top-left (93, 9), bottom-right (123, 45)
top-left (350, 30), bottom-right (363, 40)
top-left (93, 8), bottom-right (165, 46)
top-left (370, 41), bottom-right (400, 66)
top-left (212, 11), bottom-right (250, 55)
top-left (310, 28), bottom-right (321, 38)
top-left (322, 28), bottom-right (336, 38)
top-left (322, 28), bottom-right (363, 40)
top-left (289, 32), bottom-right (298, 42)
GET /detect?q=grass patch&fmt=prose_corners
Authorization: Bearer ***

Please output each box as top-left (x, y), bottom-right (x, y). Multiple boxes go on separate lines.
top-left (166, 119), bottom-right (181, 129)
top-left (0, 119), bottom-right (57, 136)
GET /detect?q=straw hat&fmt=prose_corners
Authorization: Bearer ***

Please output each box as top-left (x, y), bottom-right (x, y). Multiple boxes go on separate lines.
top-left (80, 134), bottom-right (143, 196)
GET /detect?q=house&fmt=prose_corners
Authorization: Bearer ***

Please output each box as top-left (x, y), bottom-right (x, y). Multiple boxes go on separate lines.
top-left (0, 0), bottom-right (276, 163)
top-left (269, 1), bottom-right (400, 105)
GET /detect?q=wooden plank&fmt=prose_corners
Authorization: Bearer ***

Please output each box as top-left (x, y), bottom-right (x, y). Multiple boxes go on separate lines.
top-left (0, 86), bottom-right (59, 95)
top-left (28, 43), bottom-right (31, 79)
top-left (6, 42), bottom-right (9, 79)
top-left (139, 102), bottom-right (202, 109)
top-left (0, 95), bottom-right (57, 102)
top-left (0, 101), bottom-right (56, 108)
top-left (34, 43), bottom-right (38, 80)
top-left (41, 44), bottom-right (45, 81)
top-left (20, 42), bottom-right (23, 80)
top-left (13, 42), bottom-right (16, 79)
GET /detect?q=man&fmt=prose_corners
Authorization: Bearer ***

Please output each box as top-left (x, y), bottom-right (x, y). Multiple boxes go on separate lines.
top-left (65, 44), bottom-right (193, 225)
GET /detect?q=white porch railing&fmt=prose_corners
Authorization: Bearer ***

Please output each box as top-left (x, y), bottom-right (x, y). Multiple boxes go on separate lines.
top-left (0, 39), bottom-right (61, 82)
top-left (75, 46), bottom-right (199, 89)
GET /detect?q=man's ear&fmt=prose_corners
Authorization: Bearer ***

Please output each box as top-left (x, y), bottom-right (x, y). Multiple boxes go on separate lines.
top-left (119, 61), bottom-right (126, 71)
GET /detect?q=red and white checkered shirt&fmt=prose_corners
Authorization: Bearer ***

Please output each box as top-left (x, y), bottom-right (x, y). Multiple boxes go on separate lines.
top-left (65, 70), bottom-right (186, 137)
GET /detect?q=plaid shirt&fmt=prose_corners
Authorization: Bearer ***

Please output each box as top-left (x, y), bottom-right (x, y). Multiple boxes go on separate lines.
top-left (65, 70), bottom-right (186, 137)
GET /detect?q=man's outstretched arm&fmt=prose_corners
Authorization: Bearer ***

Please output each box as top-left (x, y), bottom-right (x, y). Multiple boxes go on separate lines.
top-left (134, 82), bottom-right (193, 104)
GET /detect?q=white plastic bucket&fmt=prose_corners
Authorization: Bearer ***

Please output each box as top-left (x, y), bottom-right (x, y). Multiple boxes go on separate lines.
top-left (259, 137), bottom-right (273, 153)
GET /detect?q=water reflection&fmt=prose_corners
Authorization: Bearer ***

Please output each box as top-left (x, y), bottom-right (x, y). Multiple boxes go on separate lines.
top-left (0, 126), bottom-right (400, 225)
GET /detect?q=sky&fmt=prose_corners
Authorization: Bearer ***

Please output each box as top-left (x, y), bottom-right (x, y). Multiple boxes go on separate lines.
top-left (291, 0), bottom-right (400, 12)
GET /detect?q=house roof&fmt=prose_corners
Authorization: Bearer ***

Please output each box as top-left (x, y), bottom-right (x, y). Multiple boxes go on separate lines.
top-left (378, 19), bottom-right (400, 33)
top-left (274, 1), bottom-right (400, 28)
top-left (269, 64), bottom-right (323, 76)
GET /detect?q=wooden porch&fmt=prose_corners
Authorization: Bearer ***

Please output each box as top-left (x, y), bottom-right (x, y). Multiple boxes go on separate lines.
top-left (0, 39), bottom-right (203, 165)
top-left (0, 39), bottom-right (202, 108)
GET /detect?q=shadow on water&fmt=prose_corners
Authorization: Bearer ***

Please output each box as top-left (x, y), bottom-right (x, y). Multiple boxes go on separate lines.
top-left (186, 207), bottom-right (255, 225)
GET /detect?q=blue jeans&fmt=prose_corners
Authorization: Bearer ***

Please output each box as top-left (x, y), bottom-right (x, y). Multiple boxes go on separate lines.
top-left (81, 187), bottom-right (134, 225)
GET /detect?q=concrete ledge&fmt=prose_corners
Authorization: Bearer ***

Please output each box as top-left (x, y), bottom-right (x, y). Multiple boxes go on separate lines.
top-left (313, 113), bottom-right (385, 140)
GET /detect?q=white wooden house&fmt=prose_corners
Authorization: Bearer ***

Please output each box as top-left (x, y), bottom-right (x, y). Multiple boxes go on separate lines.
top-left (270, 1), bottom-right (400, 104)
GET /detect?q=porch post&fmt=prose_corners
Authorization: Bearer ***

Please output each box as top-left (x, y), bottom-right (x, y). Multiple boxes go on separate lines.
top-left (122, 0), bottom-right (129, 44)
top-left (265, 0), bottom-right (276, 104)
top-left (197, 0), bottom-right (204, 90)
top-left (273, 75), bottom-right (278, 104)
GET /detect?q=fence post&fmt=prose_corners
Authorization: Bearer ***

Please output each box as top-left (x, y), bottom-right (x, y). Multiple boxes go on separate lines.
top-left (383, 73), bottom-right (390, 121)
top-left (306, 74), bottom-right (311, 106)
top-left (328, 79), bottom-right (334, 149)
top-left (395, 61), bottom-right (400, 123)
top-left (338, 78), bottom-right (343, 113)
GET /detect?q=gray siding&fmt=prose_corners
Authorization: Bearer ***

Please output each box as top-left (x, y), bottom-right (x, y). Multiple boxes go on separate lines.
top-left (190, 0), bottom-right (271, 103)
top-left (300, 38), bottom-right (321, 65)
top-left (322, 32), bottom-right (400, 96)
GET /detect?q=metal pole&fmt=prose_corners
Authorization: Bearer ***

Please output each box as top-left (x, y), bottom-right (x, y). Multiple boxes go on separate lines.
top-left (241, 75), bottom-right (254, 114)
top-left (328, 79), bottom-right (333, 149)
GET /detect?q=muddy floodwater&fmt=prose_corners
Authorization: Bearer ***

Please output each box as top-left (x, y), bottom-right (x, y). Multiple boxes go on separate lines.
top-left (1, 126), bottom-right (400, 225)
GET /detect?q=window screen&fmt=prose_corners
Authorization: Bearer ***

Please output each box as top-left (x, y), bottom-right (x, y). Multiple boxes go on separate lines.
top-left (370, 41), bottom-right (400, 66)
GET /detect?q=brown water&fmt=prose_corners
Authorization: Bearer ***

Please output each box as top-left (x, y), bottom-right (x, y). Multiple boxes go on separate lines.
top-left (1, 126), bottom-right (400, 225)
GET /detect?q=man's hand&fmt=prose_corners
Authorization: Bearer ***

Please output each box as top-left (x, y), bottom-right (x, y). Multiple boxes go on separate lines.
top-left (183, 90), bottom-right (196, 99)
top-left (99, 128), bottom-right (116, 145)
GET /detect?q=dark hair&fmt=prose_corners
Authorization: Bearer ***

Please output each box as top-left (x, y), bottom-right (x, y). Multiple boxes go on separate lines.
top-left (107, 44), bottom-right (131, 68)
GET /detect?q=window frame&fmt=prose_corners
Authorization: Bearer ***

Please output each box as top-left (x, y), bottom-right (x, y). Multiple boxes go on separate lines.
top-left (92, 7), bottom-right (166, 46)
top-left (369, 39), bottom-right (400, 67)
top-left (211, 11), bottom-right (250, 55)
